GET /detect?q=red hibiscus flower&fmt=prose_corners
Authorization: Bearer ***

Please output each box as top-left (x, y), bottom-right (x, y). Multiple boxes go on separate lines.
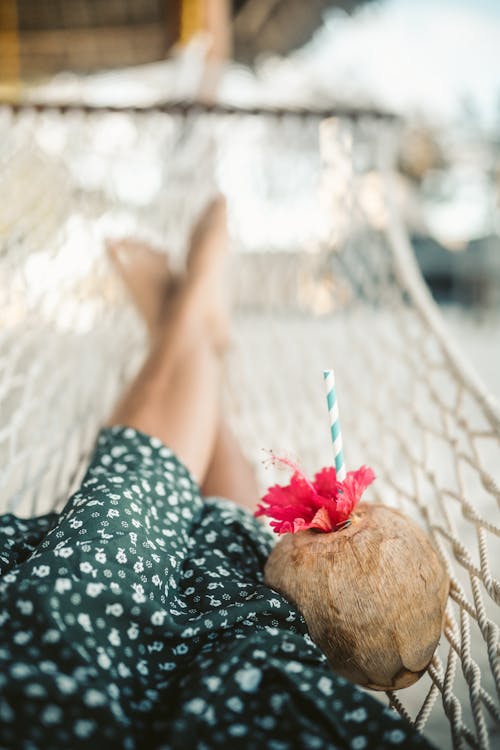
top-left (255, 456), bottom-right (375, 535)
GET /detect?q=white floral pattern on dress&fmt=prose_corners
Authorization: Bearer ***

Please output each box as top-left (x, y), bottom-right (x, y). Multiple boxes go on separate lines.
top-left (0, 427), bottom-right (432, 749)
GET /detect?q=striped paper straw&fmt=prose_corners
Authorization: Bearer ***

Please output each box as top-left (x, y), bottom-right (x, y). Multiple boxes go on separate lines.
top-left (323, 369), bottom-right (346, 482)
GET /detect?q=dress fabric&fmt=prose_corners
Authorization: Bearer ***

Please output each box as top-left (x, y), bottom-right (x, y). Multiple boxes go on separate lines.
top-left (0, 426), bottom-right (434, 750)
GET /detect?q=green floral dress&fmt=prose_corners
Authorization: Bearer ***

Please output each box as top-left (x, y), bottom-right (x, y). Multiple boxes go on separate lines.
top-left (0, 427), bottom-right (434, 750)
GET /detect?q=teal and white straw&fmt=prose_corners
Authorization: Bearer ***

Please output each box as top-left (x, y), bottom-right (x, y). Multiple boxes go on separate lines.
top-left (323, 369), bottom-right (346, 482)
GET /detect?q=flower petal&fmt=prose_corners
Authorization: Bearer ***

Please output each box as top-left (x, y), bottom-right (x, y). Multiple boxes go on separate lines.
top-left (340, 466), bottom-right (376, 508)
top-left (307, 506), bottom-right (334, 532)
top-left (313, 467), bottom-right (339, 497)
top-left (255, 456), bottom-right (375, 535)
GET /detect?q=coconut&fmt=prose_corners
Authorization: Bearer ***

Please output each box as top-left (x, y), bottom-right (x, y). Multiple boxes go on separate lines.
top-left (264, 502), bottom-right (449, 690)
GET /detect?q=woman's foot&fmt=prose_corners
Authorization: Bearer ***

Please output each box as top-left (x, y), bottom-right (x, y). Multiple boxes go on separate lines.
top-left (106, 238), bottom-right (175, 336)
top-left (107, 196), bottom-right (230, 351)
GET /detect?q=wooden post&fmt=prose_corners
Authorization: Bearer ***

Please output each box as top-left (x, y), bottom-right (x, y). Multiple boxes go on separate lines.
top-left (179, 0), bottom-right (204, 46)
top-left (0, 0), bottom-right (20, 92)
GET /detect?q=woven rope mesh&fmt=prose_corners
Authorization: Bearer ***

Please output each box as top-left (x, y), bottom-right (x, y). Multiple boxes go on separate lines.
top-left (0, 105), bottom-right (498, 749)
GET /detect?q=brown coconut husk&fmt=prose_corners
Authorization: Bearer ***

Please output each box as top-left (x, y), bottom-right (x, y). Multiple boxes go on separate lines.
top-left (264, 502), bottom-right (449, 690)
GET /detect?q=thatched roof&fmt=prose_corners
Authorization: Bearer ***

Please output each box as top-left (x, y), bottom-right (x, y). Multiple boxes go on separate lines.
top-left (1, 0), bottom-right (371, 80)
top-left (233, 0), bottom-right (369, 64)
top-left (9, 0), bottom-right (177, 78)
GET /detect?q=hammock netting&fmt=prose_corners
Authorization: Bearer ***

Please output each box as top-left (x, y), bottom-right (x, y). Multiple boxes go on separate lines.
top-left (0, 103), bottom-right (498, 750)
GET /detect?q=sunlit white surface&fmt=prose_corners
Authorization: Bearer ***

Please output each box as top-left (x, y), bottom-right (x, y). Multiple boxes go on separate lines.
top-left (221, 0), bottom-right (500, 129)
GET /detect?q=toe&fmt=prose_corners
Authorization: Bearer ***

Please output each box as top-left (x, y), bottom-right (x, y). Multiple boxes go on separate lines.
top-left (106, 239), bottom-right (168, 271)
top-left (106, 239), bottom-right (132, 269)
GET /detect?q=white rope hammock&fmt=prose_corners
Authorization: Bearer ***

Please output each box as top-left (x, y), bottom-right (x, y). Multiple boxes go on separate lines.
top-left (0, 103), bottom-right (498, 750)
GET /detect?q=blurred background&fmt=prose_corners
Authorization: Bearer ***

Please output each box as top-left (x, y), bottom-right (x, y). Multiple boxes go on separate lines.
top-left (0, 6), bottom-right (499, 747)
top-left (0, 0), bottom-right (499, 395)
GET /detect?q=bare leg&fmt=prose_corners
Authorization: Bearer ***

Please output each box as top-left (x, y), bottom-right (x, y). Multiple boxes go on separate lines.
top-left (107, 197), bottom-right (259, 510)
top-left (185, 207), bottom-right (259, 508)
top-left (106, 198), bottom-right (227, 484)
top-left (200, 419), bottom-right (260, 512)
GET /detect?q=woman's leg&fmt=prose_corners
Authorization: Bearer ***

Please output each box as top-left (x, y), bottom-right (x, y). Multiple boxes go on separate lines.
top-left (107, 196), bottom-right (259, 509)
top-left (200, 417), bottom-right (260, 512)
top-left (106, 198), bottom-right (228, 485)
top-left (185, 201), bottom-right (259, 507)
